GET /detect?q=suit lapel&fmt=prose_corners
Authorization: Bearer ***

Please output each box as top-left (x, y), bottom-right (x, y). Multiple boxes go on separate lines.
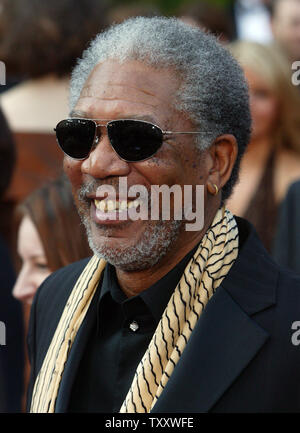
top-left (55, 282), bottom-right (101, 413)
top-left (152, 286), bottom-right (269, 413)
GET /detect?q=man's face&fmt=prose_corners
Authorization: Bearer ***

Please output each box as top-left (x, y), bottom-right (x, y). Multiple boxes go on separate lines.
top-left (64, 60), bottom-right (211, 271)
top-left (272, 0), bottom-right (300, 62)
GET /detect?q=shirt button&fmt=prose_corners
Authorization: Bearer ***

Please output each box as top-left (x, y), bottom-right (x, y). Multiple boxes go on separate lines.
top-left (129, 320), bottom-right (139, 332)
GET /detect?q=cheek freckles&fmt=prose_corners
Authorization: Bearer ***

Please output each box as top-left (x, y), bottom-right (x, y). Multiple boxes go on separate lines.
top-left (63, 157), bottom-right (84, 192)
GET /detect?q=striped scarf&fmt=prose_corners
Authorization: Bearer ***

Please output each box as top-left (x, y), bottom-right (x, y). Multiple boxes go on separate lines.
top-left (30, 207), bottom-right (238, 413)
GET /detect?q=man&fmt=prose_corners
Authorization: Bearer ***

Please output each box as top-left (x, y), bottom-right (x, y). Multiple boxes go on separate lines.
top-left (271, 0), bottom-right (300, 62)
top-left (27, 17), bottom-right (300, 413)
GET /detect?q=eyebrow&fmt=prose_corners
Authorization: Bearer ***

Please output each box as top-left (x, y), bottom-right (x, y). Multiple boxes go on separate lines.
top-left (17, 251), bottom-right (47, 262)
top-left (69, 109), bottom-right (88, 118)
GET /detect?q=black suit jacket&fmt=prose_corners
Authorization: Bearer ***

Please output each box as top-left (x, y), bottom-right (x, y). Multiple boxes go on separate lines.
top-left (27, 217), bottom-right (300, 412)
top-left (273, 180), bottom-right (300, 275)
top-left (0, 236), bottom-right (24, 412)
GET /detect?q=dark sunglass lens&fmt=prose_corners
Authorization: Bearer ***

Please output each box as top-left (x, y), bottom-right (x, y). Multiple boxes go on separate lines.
top-left (107, 120), bottom-right (163, 162)
top-left (55, 119), bottom-right (96, 159)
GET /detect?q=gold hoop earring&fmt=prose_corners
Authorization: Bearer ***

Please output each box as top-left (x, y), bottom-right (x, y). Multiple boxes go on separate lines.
top-left (208, 183), bottom-right (219, 196)
top-left (213, 184), bottom-right (219, 196)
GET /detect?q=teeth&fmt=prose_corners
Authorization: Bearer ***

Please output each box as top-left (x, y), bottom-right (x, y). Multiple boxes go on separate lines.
top-left (94, 199), bottom-right (140, 212)
top-left (107, 200), bottom-right (116, 211)
top-left (120, 200), bottom-right (128, 210)
top-left (99, 200), bottom-right (106, 212)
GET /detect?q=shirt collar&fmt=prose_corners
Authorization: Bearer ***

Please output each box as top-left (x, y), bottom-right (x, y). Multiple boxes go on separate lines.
top-left (139, 245), bottom-right (199, 321)
top-left (100, 243), bottom-right (199, 323)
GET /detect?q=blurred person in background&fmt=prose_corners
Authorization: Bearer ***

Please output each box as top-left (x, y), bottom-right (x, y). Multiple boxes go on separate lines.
top-left (0, 0), bottom-right (109, 133)
top-left (228, 40), bottom-right (300, 253)
top-left (270, 0), bottom-right (300, 63)
top-left (13, 174), bottom-right (92, 304)
top-left (230, 0), bottom-right (273, 42)
top-left (13, 174), bottom-right (91, 403)
top-left (107, 1), bottom-right (160, 25)
top-left (179, 0), bottom-right (234, 42)
top-left (0, 107), bottom-right (24, 413)
top-left (0, 0), bottom-right (109, 206)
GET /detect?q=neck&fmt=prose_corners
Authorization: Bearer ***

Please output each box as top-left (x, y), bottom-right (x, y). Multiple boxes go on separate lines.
top-left (116, 202), bottom-right (219, 297)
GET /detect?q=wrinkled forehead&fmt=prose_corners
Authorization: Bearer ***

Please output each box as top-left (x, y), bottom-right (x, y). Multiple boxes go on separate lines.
top-left (74, 59), bottom-right (183, 126)
top-left (79, 60), bottom-right (179, 103)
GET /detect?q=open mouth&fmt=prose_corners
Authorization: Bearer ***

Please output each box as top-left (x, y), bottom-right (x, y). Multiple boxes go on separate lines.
top-left (94, 198), bottom-right (141, 213)
top-left (90, 197), bottom-right (144, 225)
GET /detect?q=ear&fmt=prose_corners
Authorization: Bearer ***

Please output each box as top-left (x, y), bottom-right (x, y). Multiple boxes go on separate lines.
top-left (207, 134), bottom-right (238, 192)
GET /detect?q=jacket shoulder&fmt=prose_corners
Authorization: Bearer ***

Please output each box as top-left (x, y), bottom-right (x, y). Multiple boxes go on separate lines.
top-left (276, 266), bottom-right (300, 311)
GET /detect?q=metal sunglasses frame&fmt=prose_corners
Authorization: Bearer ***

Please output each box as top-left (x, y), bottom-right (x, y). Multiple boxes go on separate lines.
top-left (55, 117), bottom-right (205, 162)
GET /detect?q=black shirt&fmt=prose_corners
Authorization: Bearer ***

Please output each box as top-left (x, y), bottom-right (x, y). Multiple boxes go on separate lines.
top-left (68, 245), bottom-right (198, 413)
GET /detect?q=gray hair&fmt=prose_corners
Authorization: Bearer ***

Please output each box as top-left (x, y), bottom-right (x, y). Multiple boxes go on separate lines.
top-left (70, 16), bottom-right (251, 201)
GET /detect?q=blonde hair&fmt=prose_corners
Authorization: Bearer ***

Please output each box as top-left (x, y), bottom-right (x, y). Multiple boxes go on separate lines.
top-left (229, 40), bottom-right (300, 154)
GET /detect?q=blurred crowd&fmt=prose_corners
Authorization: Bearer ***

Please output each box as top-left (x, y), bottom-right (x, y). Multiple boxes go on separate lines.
top-left (0, 0), bottom-right (300, 413)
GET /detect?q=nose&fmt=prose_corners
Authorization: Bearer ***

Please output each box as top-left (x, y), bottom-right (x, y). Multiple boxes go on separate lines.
top-left (81, 128), bottom-right (131, 179)
top-left (12, 265), bottom-right (37, 303)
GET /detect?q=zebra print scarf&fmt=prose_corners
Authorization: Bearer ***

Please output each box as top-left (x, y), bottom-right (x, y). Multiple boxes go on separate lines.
top-left (30, 207), bottom-right (238, 412)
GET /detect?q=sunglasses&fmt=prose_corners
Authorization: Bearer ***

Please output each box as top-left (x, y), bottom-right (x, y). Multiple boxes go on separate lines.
top-left (54, 118), bottom-right (203, 163)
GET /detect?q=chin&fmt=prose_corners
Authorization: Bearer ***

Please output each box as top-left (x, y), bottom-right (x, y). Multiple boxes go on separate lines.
top-left (86, 218), bottom-right (182, 272)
